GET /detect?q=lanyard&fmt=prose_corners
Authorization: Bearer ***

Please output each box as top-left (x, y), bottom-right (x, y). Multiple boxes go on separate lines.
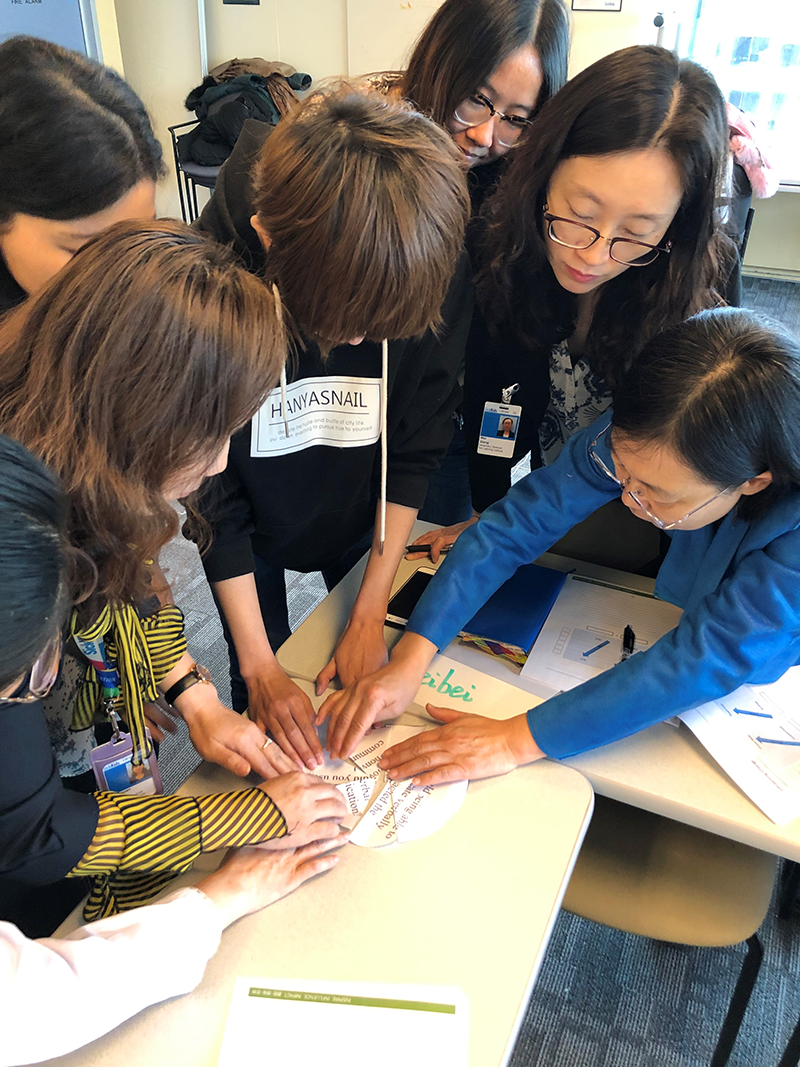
top-left (72, 633), bottom-right (123, 736)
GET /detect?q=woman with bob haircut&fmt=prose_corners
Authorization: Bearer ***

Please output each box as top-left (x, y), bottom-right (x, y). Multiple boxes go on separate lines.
top-left (0, 35), bottom-right (162, 312)
top-left (193, 86), bottom-right (473, 772)
top-left (0, 434), bottom-right (344, 1064)
top-left (411, 46), bottom-right (742, 564)
top-left (321, 308), bottom-right (800, 783)
top-left (0, 221), bottom-right (347, 926)
top-left (404, 0), bottom-right (570, 208)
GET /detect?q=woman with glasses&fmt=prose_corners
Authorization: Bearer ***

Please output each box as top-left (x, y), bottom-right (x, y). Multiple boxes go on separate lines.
top-left (0, 435), bottom-right (344, 1065)
top-left (410, 46), bottom-right (741, 563)
top-left (320, 308), bottom-right (800, 780)
top-left (403, 0), bottom-right (569, 212)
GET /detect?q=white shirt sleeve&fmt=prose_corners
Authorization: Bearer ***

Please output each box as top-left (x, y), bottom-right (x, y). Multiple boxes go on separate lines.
top-left (0, 887), bottom-right (223, 1066)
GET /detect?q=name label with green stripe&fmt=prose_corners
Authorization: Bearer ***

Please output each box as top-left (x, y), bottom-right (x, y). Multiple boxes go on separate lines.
top-left (248, 987), bottom-right (456, 1014)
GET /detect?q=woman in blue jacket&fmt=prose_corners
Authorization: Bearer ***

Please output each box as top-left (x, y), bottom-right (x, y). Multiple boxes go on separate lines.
top-left (319, 308), bottom-right (800, 781)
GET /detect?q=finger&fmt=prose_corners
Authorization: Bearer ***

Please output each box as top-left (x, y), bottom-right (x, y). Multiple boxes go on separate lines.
top-left (265, 742), bottom-right (297, 776)
top-left (425, 703), bottom-right (468, 724)
top-left (310, 795), bottom-right (349, 820)
top-left (146, 722), bottom-right (166, 743)
top-left (246, 740), bottom-right (287, 781)
top-left (315, 657), bottom-right (337, 696)
top-left (304, 817), bottom-right (347, 840)
top-left (409, 764), bottom-right (469, 787)
top-left (278, 713), bottom-right (322, 770)
top-left (291, 851), bottom-right (340, 887)
top-left (315, 690), bottom-right (340, 727)
top-left (208, 741), bottom-right (251, 778)
top-left (295, 832), bottom-right (350, 859)
top-left (336, 712), bottom-right (378, 760)
top-left (268, 719), bottom-right (310, 770)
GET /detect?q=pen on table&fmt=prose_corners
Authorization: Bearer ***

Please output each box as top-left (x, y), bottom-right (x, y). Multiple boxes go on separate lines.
top-left (619, 624), bottom-right (636, 662)
top-left (405, 543), bottom-right (453, 555)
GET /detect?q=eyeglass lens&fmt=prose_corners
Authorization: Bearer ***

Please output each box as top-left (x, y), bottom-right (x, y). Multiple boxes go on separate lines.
top-left (453, 96), bottom-right (527, 147)
top-left (548, 217), bottom-right (660, 266)
top-left (28, 633), bottom-right (62, 698)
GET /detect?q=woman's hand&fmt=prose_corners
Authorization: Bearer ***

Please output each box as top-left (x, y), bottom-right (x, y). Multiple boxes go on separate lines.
top-left (315, 615), bottom-right (389, 694)
top-left (244, 665), bottom-right (323, 770)
top-left (317, 633), bottom-right (436, 760)
top-left (197, 833), bottom-right (348, 928)
top-left (378, 705), bottom-right (545, 787)
top-left (257, 772), bottom-right (348, 848)
top-left (142, 700), bottom-right (179, 743)
top-left (177, 685), bottom-right (297, 779)
top-left (405, 515), bottom-right (479, 563)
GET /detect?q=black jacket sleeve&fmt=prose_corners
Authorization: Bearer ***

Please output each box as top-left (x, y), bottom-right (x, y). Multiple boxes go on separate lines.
top-left (0, 700), bottom-right (98, 885)
top-left (463, 306), bottom-right (551, 514)
top-left (383, 252), bottom-right (474, 509)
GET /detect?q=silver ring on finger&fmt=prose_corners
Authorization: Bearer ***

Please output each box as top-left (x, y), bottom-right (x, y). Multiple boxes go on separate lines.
top-left (261, 737), bottom-right (273, 750)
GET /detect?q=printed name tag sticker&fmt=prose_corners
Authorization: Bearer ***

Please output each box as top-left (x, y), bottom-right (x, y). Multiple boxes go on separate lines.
top-left (251, 375), bottom-right (382, 458)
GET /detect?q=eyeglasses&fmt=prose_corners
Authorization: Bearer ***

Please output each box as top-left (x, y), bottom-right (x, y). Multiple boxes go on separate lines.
top-left (543, 208), bottom-right (673, 266)
top-left (453, 92), bottom-right (532, 148)
top-left (588, 424), bottom-right (734, 531)
top-left (0, 632), bottom-right (62, 705)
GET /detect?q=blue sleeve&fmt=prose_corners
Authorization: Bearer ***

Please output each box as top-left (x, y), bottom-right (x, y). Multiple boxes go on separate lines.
top-left (406, 417), bottom-right (620, 651)
top-left (530, 522), bottom-right (800, 758)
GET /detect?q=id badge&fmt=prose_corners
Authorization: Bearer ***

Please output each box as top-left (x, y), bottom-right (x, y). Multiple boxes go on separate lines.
top-left (90, 729), bottom-right (163, 796)
top-left (476, 401), bottom-right (522, 459)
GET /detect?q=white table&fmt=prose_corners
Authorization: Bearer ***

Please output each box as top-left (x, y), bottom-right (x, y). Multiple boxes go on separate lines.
top-left (277, 521), bottom-right (800, 861)
top-left (39, 754), bottom-right (592, 1067)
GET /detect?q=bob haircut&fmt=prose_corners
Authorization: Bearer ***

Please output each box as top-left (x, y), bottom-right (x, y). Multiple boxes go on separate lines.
top-left (0, 35), bottom-right (164, 225)
top-left (251, 86), bottom-right (469, 348)
top-left (0, 220), bottom-right (286, 606)
top-left (480, 45), bottom-right (732, 389)
top-left (0, 435), bottom-right (71, 693)
top-left (403, 0), bottom-right (570, 128)
top-left (613, 307), bottom-right (800, 522)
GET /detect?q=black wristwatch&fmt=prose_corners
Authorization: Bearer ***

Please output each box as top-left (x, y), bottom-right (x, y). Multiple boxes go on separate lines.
top-left (164, 662), bottom-right (213, 707)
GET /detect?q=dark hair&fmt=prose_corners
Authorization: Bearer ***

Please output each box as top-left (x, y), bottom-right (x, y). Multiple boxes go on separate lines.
top-left (252, 86), bottom-right (469, 348)
top-left (0, 435), bottom-right (69, 692)
top-left (613, 308), bottom-right (800, 521)
top-left (480, 45), bottom-right (732, 389)
top-left (0, 220), bottom-right (286, 606)
top-left (0, 35), bottom-right (164, 224)
top-left (403, 0), bottom-right (570, 127)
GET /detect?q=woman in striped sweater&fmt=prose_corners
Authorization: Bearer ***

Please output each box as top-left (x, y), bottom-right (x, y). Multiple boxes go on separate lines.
top-left (0, 220), bottom-right (346, 932)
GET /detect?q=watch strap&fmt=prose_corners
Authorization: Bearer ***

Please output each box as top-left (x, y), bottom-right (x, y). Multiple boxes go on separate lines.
top-left (164, 664), bottom-right (212, 707)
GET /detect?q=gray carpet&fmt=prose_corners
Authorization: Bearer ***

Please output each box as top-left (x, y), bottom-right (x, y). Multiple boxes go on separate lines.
top-left (157, 276), bottom-right (800, 1066)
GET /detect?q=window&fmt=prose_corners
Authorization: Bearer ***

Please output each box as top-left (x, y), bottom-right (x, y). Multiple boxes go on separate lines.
top-left (683, 0), bottom-right (800, 184)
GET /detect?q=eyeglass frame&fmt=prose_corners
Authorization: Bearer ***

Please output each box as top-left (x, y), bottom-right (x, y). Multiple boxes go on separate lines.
top-left (588, 423), bottom-right (736, 531)
top-left (0, 631), bottom-right (63, 706)
top-left (543, 207), bottom-right (673, 267)
top-left (452, 91), bottom-right (532, 148)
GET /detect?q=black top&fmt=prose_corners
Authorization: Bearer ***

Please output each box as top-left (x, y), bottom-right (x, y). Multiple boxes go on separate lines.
top-left (0, 253), bottom-right (27, 316)
top-left (193, 120), bottom-right (474, 578)
top-left (0, 698), bottom-right (98, 933)
top-left (463, 249), bottom-right (744, 515)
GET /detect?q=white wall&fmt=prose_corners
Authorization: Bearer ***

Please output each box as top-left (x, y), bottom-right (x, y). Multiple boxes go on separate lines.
top-left (743, 192), bottom-right (800, 279)
top-left (113, 0), bottom-right (204, 218)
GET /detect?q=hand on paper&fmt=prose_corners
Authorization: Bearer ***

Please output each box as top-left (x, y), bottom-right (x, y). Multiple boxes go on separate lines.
top-left (198, 833), bottom-right (348, 927)
top-left (178, 686), bottom-right (295, 779)
top-left (405, 515), bottom-right (479, 563)
top-left (317, 663), bottom-right (419, 760)
top-left (316, 615), bottom-right (389, 694)
top-left (246, 665), bottom-right (323, 770)
top-left (379, 706), bottom-right (545, 787)
top-left (258, 772), bottom-right (349, 847)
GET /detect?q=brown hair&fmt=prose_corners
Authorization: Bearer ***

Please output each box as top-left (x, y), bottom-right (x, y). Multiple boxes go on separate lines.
top-left (403, 0), bottom-right (569, 128)
top-left (251, 86), bottom-right (469, 348)
top-left (0, 220), bottom-right (286, 606)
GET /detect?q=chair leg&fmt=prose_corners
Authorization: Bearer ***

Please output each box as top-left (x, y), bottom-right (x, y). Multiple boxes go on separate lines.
top-left (779, 861), bottom-right (800, 920)
top-left (710, 933), bottom-right (764, 1067)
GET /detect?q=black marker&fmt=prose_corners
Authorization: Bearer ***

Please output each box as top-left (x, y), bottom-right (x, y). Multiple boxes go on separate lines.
top-left (405, 543), bottom-right (453, 555)
top-left (620, 624), bottom-right (636, 662)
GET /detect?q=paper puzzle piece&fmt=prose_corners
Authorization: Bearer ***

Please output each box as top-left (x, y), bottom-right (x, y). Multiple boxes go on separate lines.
top-left (335, 778), bottom-right (377, 831)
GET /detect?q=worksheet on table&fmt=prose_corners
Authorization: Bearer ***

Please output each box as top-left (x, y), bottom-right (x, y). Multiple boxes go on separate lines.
top-left (681, 667), bottom-right (800, 824)
top-left (217, 977), bottom-right (468, 1067)
top-left (521, 574), bottom-right (683, 689)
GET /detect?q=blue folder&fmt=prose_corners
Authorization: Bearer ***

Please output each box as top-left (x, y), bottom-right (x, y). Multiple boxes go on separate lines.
top-left (460, 563), bottom-right (567, 655)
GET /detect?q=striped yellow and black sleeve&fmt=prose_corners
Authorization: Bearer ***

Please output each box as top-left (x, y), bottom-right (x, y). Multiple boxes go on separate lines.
top-left (71, 788), bottom-right (287, 920)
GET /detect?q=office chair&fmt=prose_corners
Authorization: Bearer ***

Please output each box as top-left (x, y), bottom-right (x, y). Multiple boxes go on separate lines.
top-left (563, 795), bottom-right (777, 1066)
